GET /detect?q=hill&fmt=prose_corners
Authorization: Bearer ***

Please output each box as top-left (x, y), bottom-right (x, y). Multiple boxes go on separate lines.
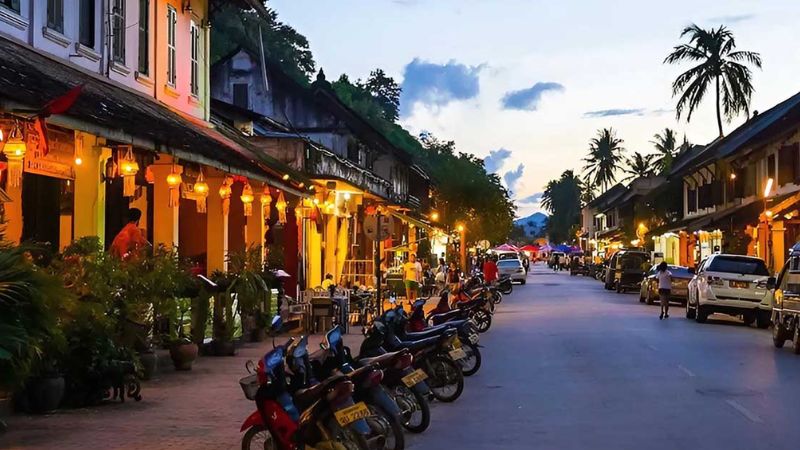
top-left (514, 212), bottom-right (548, 237)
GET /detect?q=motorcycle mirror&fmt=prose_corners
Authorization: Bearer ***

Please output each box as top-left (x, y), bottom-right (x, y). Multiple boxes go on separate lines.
top-left (271, 315), bottom-right (283, 331)
top-left (245, 359), bottom-right (256, 374)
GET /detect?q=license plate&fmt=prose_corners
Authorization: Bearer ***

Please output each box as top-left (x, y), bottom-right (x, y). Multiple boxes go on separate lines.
top-left (449, 348), bottom-right (468, 360)
top-left (401, 369), bottom-right (428, 387)
top-left (334, 402), bottom-right (371, 426)
top-left (468, 333), bottom-right (479, 344)
top-left (730, 280), bottom-right (750, 289)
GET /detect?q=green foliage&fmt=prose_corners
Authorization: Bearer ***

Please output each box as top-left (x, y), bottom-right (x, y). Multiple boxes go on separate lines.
top-left (211, 3), bottom-right (315, 84)
top-left (664, 24), bottom-right (762, 136)
top-left (651, 128), bottom-right (678, 174)
top-left (583, 128), bottom-right (626, 194)
top-left (622, 152), bottom-right (656, 182)
top-left (541, 171), bottom-right (583, 244)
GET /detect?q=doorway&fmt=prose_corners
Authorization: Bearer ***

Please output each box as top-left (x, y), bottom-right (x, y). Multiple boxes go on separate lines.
top-left (21, 172), bottom-right (74, 251)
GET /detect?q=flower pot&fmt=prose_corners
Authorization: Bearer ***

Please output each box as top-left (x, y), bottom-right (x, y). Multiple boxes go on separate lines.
top-left (138, 350), bottom-right (159, 380)
top-left (21, 375), bottom-right (65, 414)
top-left (169, 342), bottom-right (199, 371)
top-left (210, 339), bottom-right (236, 356)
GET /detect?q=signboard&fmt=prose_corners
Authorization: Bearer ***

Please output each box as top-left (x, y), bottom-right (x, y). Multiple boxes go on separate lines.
top-left (24, 125), bottom-right (75, 180)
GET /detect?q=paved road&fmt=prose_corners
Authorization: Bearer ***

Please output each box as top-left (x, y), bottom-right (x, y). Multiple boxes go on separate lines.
top-left (5, 264), bottom-right (800, 449)
top-left (409, 264), bottom-right (800, 449)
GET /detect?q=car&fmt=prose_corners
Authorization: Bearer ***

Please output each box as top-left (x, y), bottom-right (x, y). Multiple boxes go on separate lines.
top-left (639, 264), bottom-right (693, 305)
top-left (497, 258), bottom-right (527, 284)
top-left (771, 248), bottom-right (800, 352)
top-left (495, 251), bottom-right (521, 261)
top-left (685, 254), bottom-right (772, 327)
top-left (604, 250), bottom-right (649, 292)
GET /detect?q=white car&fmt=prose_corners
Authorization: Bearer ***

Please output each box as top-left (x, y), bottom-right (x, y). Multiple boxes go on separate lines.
top-left (497, 259), bottom-right (527, 284)
top-left (685, 254), bottom-right (772, 327)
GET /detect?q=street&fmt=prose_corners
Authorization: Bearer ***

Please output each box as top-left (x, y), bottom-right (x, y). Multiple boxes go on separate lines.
top-left (5, 264), bottom-right (800, 450)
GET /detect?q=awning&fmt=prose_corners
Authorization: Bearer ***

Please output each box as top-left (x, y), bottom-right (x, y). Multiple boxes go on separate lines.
top-left (389, 210), bottom-right (431, 231)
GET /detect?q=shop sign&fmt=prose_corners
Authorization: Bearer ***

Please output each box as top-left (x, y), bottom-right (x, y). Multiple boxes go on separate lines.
top-left (24, 126), bottom-right (75, 180)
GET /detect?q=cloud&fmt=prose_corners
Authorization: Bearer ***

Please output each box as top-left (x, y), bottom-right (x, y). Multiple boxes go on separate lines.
top-left (503, 164), bottom-right (525, 194)
top-left (518, 192), bottom-right (543, 204)
top-left (400, 58), bottom-right (483, 116)
top-left (483, 148), bottom-right (512, 173)
top-left (707, 14), bottom-right (755, 24)
top-left (501, 82), bottom-right (565, 111)
top-left (583, 108), bottom-right (645, 118)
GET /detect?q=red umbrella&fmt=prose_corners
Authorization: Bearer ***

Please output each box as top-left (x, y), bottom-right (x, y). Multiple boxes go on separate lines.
top-left (493, 244), bottom-right (519, 252)
top-left (520, 245), bottom-right (539, 252)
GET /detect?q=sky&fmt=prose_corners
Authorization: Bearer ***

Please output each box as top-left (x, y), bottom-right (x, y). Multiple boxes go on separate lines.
top-left (269, 0), bottom-right (800, 218)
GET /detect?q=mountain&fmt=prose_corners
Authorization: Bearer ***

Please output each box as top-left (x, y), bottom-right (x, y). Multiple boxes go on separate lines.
top-left (514, 212), bottom-right (548, 237)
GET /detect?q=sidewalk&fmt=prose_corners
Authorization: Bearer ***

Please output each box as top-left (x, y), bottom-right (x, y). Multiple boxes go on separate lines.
top-left (1, 332), bottom-right (365, 450)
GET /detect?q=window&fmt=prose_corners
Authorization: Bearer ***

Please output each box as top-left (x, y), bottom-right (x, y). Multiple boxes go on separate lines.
top-left (137, 0), bottom-right (149, 74)
top-left (233, 83), bottom-right (249, 109)
top-left (707, 256), bottom-right (769, 276)
top-left (779, 144), bottom-right (799, 185)
top-left (77, 0), bottom-right (95, 47)
top-left (687, 186), bottom-right (697, 213)
top-left (166, 5), bottom-right (176, 85)
top-left (47, 0), bottom-right (64, 33)
top-left (111, 0), bottom-right (125, 63)
top-left (190, 21), bottom-right (199, 96)
top-left (767, 153), bottom-right (777, 183)
top-left (1, 0), bottom-right (20, 13)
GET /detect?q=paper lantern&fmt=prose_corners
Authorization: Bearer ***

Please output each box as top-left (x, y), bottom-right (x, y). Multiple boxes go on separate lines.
top-left (260, 187), bottom-right (272, 218)
top-left (219, 176), bottom-right (233, 216)
top-left (2, 122), bottom-right (26, 188)
top-left (276, 191), bottom-right (288, 224)
top-left (194, 170), bottom-right (209, 213)
top-left (119, 146), bottom-right (139, 197)
top-left (241, 182), bottom-right (254, 217)
top-left (166, 165), bottom-right (182, 208)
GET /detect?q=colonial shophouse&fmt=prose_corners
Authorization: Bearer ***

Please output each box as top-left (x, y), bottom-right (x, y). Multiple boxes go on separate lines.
top-left (0, 0), bottom-right (306, 275)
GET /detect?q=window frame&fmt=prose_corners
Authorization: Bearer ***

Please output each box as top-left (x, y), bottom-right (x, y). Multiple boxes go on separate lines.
top-left (0, 0), bottom-right (21, 13)
top-left (190, 20), bottom-right (199, 96)
top-left (166, 5), bottom-right (177, 86)
top-left (47, 0), bottom-right (64, 33)
top-left (137, 0), bottom-right (149, 75)
top-left (78, 0), bottom-right (95, 48)
top-left (111, 0), bottom-right (126, 64)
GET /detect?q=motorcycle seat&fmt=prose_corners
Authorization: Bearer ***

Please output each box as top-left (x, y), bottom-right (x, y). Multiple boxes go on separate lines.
top-left (402, 320), bottom-right (468, 340)
top-left (428, 309), bottom-right (466, 324)
top-left (356, 350), bottom-right (407, 368)
top-left (387, 334), bottom-right (443, 352)
top-left (294, 374), bottom-right (346, 407)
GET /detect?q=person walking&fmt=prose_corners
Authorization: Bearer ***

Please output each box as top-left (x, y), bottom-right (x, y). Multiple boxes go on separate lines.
top-left (483, 256), bottom-right (499, 283)
top-left (656, 261), bottom-right (672, 320)
top-left (403, 253), bottom-right (422, 301)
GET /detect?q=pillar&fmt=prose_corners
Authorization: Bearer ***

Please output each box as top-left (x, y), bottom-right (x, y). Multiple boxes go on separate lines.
top-left (324, 214), bottom-right (337, 281)
top-left (757, 222), bottom-right (770, 264)
top-left (307, 216), bottom-right (322, 288)
top-left (206, 176), bottom-right (229, 275)
top-left (149, 162), bottom-right (182, 250)
top-left (73, 140), bottom-right (111, 244)
top-left (459, 228), bottom-right (467, 273)
top-left (4, 176), bottom-right (22, 244)
top-left (772, 220), bottom-right (786, 273)
top-left (678, 232), bottom-right (688, 267)
top-left (246, 191), bottom-right (265, 261)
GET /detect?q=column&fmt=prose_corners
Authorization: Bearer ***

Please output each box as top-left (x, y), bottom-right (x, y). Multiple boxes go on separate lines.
top-left (246, 192), bottom-right (265, 261)
top-left (772, 220), bottom-right (786, 273)
top-left (149, 161), bottom-right (182, 250)
top-left (757, 222), bottom-right (770, 264)
top-left (678, 232), bottom-right (688, 267)
top-left (307, 216), bottom-right (322, 288)
top-left (324, 214), bottom-right (337, 281)
top-left (4, 176), bottom-right (22, 244)
top-left (206, 176), bottom-right (229, 275)
top-left (73, 139), bottom-right (112, 243)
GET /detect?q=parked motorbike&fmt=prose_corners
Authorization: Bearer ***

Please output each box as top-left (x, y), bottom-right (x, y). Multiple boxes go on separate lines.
top-left (427, 290), bottom-right (493, 333)
top-left (494, 275), bottom-right (513, 296)
top-left (239, 317), bottom-right (378, 450)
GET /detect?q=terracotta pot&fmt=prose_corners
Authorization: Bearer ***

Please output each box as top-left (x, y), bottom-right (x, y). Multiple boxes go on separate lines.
top-left (169, 342), bottom-right (199, 371)
top-left (22, 375), bottom-right (65, 414)
top-left (210, 339), bottom-right (236, 356)
top-left (138, 350), bottom-right (159, 380)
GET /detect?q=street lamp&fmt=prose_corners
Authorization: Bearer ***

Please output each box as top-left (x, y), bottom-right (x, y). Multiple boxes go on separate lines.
top-left (430, 211), bottom-right (439, 222)
top-left (762, 177), bottom-right (774, 269)
top-left (456, 223), bottom-right (466, 273)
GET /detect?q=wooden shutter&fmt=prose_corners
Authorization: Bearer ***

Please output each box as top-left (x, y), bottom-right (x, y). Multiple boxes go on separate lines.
top-left (779, 145), bottom-right (795, 185)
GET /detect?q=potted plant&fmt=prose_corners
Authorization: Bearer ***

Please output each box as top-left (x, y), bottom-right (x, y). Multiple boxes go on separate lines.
top-left (228, 245), bottom-right (270, 344)
top-left (168, 298), bottom-right (199, 370)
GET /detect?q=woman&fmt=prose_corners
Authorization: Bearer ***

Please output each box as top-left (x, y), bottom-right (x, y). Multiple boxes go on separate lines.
top-left (435, 257), bottom-right (447, 292)
top-left (447, 261), bottom-right (461, 294)
top-left (656, 261), bottom-right (672, 320)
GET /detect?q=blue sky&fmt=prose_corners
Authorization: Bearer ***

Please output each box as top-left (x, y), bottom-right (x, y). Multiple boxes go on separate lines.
top-left (270, 0), bottom-right (800, 217)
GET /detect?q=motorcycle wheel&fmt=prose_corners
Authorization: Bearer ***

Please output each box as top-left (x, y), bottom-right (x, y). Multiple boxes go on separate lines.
top-left (492, 291), bottom-right (502, 304)
top-left (241, 426), bottom-right (277, 450)
top-left (472, 309), bottom-right (492, 333)
top-left (459, 342), bottom-right (482, 377)
top-left (426, 355), bottom-right (464, 403)
top-left (365, 402), bottom-right (405, 450)
top-left (324, 420), bottom-right (371, 450)
top-left (391, 385), bottom-right (430, 433)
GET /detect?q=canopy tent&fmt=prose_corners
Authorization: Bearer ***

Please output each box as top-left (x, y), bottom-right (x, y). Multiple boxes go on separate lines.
top-left (554, 244), bottom-right (573, 253)
top-left (538, 244), bottom-right (554, 252)
top-left (520, 245), bottom-right (539, 252)
top-left (493, 244), bottom-right (519, 252)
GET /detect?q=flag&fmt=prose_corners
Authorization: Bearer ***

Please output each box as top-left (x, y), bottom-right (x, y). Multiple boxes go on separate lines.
top-left (42, 84), bottom-right (84, 116)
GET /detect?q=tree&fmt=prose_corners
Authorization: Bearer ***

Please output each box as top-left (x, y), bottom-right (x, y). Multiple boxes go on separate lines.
top-left (664, 24), bottom-right (762, 137)
top-left (622, 152), bottom-right (655, 182)
top-left (583, 128), bottom-right (625, 193)
top-left (541, 171), bottom-right (583, 244)
top-left (651, 128), bottom-right (678, 174)
top-left (365, 69), bottom-right (401, 123)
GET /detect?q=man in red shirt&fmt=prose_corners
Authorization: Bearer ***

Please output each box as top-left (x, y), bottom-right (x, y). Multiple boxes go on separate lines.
top-left (110, 208), bottom-right (149, 260)
top-left (483, 255), bottom-right (499, 283)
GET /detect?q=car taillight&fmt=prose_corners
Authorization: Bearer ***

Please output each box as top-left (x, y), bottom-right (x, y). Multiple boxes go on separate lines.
top-left (361, 369), bottom-right (384, 389)
top-left (394, 353), bottom-right (414, 370)
top-left (707, 276), bottom-right (724, 286)
top-left (326, 380), bottom-right (355, 404)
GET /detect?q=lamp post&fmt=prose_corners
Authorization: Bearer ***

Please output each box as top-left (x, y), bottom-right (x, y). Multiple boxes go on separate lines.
top-left (762, 177), bottom-right (774, 269)
top-left (457, 223), bottom-right (466, 273)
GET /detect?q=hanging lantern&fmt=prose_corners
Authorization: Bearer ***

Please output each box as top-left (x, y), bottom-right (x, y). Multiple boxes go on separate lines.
top-left (119, 146), bottom-right (139, 197)
top-left (276, 191), bottom-right (288, 224)
top-left (166, 164), bottom-right (182, 208)
top-left (2, 122), bottom-right (27, 188)
top-left (219, 176), bottom-right (233, 216)
top-left (194, 169), bottom-right (209, 213)
top-left (260, 187), bottom-right (272, 218)
top-left (295, 206), bottom-right (303, 226)
top-left (241, 182), bottom-right (254, 217)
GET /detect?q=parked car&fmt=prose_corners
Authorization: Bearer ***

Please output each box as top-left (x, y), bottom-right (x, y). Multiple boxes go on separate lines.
top-left (604, 250), bottom-right (649, 292)
top-left (685, 254), bottom-right (772, 327)
top-left (771, 246), bottom-right (800, 352)
top-left (569, 255), bottom-right (590, 276)
top-left (639, 264), bottom-right (694, 305)
top-left (495, 251), bottom-right (520, 261)
top-left (497, 259), bottom-right (527, 284)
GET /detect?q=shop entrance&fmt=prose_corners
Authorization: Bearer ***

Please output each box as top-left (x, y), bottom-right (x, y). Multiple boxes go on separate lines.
top-left (21, 172), bottom-right (73, 250)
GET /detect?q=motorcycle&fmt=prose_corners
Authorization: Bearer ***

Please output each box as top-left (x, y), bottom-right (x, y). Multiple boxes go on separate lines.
top-left (494, 275), bottom-right (513, 296)
top-left (427, 291), bottom-right (493, 333)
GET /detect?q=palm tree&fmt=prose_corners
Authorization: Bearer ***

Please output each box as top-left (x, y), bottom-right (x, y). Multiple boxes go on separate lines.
top-left (651, 128), bottom-right (678, 174)
top-left (664, 24), bottom-right (762, 137)
top-left (541, 170), bottom-right (583, 243)
top-left (583, 128), bottom-right (625, 193)
top-left (622, 152), bottom-right (655, 182)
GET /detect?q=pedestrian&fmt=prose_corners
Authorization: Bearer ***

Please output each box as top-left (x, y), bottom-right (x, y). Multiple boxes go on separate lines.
top-left (447, 261), bottom-right (460, 293)
top-left (435, 257), bottom-right (447, 292)
top-left (322, 273), bottom-right (335, 294)
top-left (403, 253), bottom-right (422, 301)
top-left (110, 208), bottom-right (149, 260)
top-left (483, 256), bottom-right (498, 283)
top-left (656, 261), bottom-right (672, 320)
